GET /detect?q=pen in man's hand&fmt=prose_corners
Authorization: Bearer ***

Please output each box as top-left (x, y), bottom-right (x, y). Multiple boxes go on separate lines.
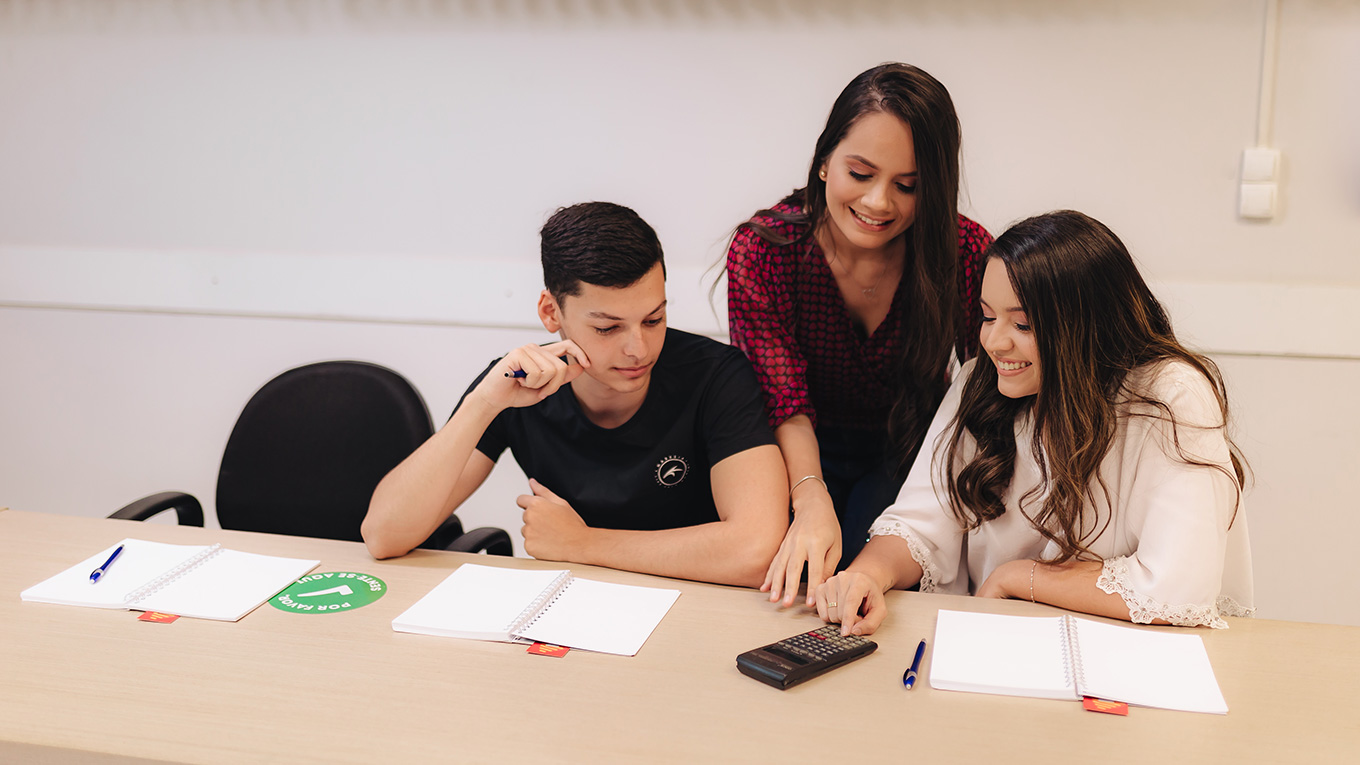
top-left (903, 639), bottom-right (926, 690)
top-left (504, 355), bottom-right (576, 378)
top-left (89, 544), bottom-right (125, 583)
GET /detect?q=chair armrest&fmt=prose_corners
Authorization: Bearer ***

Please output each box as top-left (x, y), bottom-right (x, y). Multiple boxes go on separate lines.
top-left (417, 514), bottom-right (466, 550)
top-left (444, 527), bottom-right (513, 556)
top-left (109, 492), bottom-right (206, 527)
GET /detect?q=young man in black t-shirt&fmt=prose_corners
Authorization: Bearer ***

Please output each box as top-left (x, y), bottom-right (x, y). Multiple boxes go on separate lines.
top-left (362, 203), bottom-right (788, 587)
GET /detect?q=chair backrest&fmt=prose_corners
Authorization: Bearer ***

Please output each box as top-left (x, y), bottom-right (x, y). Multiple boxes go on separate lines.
top-left (216, 360), bottom-right (434, 542)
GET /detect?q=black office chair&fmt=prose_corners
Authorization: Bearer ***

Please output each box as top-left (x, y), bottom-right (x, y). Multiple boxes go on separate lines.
top-left (110, 360), bottom-right (512, 555)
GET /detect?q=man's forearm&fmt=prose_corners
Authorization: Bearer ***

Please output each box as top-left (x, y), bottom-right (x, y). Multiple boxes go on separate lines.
top-left (362, 398), bottom-right (498, 558)
top-left (540, 520), bottom-right (784, 587)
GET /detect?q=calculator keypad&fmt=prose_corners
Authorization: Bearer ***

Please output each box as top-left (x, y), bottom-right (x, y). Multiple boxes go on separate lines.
top-left (783, 625), bottom-right (872, 661)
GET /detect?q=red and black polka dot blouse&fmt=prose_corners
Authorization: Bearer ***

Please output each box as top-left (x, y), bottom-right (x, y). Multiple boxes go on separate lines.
top-left (726, 202), bottom-right (992, 432)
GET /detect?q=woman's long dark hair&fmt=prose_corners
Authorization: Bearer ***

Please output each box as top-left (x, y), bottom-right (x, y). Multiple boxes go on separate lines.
top-left (944, 211), bottom-right (1247, 563)
top-left (736, 63), bottom-right (963, 473)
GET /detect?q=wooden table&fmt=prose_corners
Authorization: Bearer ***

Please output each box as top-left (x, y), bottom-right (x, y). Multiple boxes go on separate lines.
top-left (1, 509), bottom-right (1356, 764)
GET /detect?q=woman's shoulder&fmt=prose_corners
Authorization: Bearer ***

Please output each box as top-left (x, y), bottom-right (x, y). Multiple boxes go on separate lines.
top-left (955, 214), bottom-right (994, 255)
top-left (743, 200), bottom-right (808, 237)
top-left (1122, 358), bottom-right (1225, 426)
top-left (730, 200), bottom-right (811, 262)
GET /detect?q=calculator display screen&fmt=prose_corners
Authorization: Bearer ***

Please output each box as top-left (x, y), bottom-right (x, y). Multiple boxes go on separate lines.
top-left (763, 645), bottom-right (811, 666)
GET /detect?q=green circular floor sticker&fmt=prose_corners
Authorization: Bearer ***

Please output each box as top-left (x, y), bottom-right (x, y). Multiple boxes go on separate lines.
top-left (270, 572), bottom-right (386, 613)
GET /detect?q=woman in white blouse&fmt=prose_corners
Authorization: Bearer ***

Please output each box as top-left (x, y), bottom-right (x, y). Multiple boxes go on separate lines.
top-left (816, 210), bottom-right (1254, 633)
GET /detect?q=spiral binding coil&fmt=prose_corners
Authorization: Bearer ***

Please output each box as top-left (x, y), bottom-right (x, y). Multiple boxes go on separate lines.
top-left (122, 543), bottom-right (224, 607)
top-left (1058, 614), bottom-right (1088, 693)
top-left (506, 570), bottom-right (573, 638)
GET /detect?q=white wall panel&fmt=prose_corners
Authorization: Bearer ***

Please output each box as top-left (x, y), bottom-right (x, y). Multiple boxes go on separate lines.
top-left (2, 0), bottom-right (1357, 623)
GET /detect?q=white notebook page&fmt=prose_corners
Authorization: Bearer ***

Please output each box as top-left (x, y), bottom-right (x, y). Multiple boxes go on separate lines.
top-left (21, 539), bottom-right (212, 609)
top-left (137, 548), bottom-right (320, 622)
top-left (515, 577), bottom-right (680, 657)
top-left (392, 565), bottom-right (567, 641)
top-left (1073, 618), bottom-right (1228, 714)
top-left (930, 610), bottom-right (1077, 700)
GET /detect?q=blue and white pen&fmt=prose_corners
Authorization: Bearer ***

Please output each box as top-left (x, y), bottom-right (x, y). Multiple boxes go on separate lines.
top-left (89, 544), bottom-right (125, 583)
top-left (903, 639), bottom-right (926, 690)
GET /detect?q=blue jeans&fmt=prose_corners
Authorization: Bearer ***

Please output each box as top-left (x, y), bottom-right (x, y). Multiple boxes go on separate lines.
top-left (817, 426), bottom-right (904, 569)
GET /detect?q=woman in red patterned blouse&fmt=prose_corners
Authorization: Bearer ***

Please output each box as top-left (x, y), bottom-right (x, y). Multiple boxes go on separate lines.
top-left (726, 63), bottom-right (993, 607)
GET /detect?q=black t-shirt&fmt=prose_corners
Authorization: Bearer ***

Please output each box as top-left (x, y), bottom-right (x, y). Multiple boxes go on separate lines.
top-left (456, 328), bottom-right (776, 531)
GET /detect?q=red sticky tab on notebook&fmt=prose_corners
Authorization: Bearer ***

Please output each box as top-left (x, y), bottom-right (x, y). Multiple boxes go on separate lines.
top-left (138, 611), bottom-right (180, 624)
top-left (1082, 697), bottom-right (1129, 716)
top-left (527, 642), bottom-right (570, 658)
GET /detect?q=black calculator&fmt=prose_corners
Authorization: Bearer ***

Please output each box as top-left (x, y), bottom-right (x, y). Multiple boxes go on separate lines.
top-left (736, 624), bottom-right (877, 689)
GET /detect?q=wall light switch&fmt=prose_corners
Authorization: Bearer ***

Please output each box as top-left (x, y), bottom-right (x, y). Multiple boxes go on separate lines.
top-left (1239, 183), bottom-right (1276, 219)
top-left (1241, 148), bottom-right (1279, 183)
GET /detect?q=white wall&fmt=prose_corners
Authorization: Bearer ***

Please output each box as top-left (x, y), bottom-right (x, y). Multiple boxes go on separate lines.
top-left (2, 0), bottom-right (1357, 624)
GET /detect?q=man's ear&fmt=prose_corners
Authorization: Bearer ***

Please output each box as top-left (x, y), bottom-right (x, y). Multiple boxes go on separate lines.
top-left (537, 289), bottom-right (562, 333)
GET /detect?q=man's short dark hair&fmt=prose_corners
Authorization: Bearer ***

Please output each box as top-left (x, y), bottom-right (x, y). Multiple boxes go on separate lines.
top-left (540, 202), bottom-right (666, 300)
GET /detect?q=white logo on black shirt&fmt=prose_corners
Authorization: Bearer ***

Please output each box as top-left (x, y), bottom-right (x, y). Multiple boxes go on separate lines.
top-left (655, 456), bottom-right (689, 487)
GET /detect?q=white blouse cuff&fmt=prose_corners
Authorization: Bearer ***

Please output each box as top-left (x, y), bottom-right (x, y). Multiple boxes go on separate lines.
top-left (1097, 556), bottom-right (1255, 630)
top-left (869, 517), bottom-right (942, 593)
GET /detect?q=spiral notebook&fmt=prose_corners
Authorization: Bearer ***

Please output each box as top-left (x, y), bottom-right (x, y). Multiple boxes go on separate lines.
top-left (929, 609), bottom-right (1228, 714)
top-left (391, 563), bottom-right (681, 656)
top-left (21, 538), bottom-right (319, 622)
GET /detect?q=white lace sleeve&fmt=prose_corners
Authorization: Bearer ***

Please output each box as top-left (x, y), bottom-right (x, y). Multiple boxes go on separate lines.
top-left (1097, 557), bottom-right (1253, 629)
top-left (1094, 362), bottom-right (1255, 628)
top-left (869, 517), bottom-right (943, 593)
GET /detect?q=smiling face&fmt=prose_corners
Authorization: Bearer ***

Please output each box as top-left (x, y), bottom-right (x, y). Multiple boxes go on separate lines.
top-left (979, 258), bottom-right (1041, 399)
top-left (818, 110), bottom-right (919, 256)
top-left (539, 262), bottom-right (668, 401)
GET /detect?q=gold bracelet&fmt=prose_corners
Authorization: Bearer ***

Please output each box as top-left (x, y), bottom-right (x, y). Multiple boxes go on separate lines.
top-left (790, 474), bottom-right (827, 496)
top-left (1029, 560), bottom-right (1038, 603)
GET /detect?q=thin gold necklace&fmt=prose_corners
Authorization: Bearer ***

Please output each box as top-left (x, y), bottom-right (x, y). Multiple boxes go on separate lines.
top-left (827, 248), bottom-right (892, 296)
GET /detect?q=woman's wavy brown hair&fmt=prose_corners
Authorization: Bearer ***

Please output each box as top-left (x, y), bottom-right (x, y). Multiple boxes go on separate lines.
top-left (734, 62), bottom-right (964, 474)
top-left (943, 211), bottom-right (1247, 563)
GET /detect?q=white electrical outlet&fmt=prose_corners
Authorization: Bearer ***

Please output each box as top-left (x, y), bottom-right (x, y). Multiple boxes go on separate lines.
top-left (1239, 147), bottom-right (1280, 220)
top-left (1239, 183), bottom-right (1276, 219)
top-left (1241, 147), bottom-right (1279, 182)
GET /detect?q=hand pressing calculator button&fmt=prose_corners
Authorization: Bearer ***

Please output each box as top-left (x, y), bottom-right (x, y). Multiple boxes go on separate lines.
top-left (736, 624), bottom-right (877, 689)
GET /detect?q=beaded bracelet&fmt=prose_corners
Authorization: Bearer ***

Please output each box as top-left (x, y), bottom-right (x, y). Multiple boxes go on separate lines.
top-left (1029, 560), bottom-right (1038, 603)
